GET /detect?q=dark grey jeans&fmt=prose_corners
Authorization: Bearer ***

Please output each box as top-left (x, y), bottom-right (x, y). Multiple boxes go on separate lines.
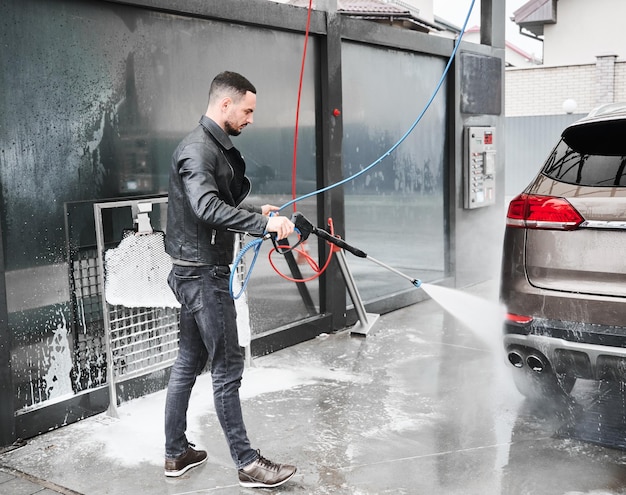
top-left (164, 264), bottom-right (257, 469)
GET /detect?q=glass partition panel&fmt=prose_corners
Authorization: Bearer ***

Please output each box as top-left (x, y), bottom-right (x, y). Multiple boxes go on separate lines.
top-left (341, 41), bottom-right (448, 301)
top-left (1, 0), bottom-right (317, 412)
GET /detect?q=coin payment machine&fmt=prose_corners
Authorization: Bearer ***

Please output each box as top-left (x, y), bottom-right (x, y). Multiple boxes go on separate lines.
top-left (464, 126), bottom-right (496, 209)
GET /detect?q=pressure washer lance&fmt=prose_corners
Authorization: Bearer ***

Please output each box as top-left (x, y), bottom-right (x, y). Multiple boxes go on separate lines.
top-left (287, 212), bottom-right (422, 289)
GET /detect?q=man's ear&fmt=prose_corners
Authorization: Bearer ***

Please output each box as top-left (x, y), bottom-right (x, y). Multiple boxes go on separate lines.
top-left (220, 96), bottom-right (232, 112)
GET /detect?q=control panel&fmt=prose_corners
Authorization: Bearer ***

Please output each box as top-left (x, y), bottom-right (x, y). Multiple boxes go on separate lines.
top-left (464, 126), bottom-right (496, 209)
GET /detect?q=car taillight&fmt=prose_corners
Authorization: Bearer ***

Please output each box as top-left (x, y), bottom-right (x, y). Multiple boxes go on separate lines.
top-left (506, 313), bottom-right (533, 324)
top-left (506, 193), bottom-right (584, 230)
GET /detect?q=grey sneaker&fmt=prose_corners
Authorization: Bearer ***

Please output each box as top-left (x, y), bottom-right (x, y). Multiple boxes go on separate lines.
top-left (164, 444), bottom-right (207, 477)
top-left (238, 450), bottom-right (297, 488)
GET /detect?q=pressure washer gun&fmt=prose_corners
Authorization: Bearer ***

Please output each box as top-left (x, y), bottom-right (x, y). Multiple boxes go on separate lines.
top-left (289, 212), bottom-right (422, 289)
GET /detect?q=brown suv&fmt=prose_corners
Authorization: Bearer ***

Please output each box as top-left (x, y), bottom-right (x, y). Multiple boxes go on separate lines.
top-left (501, 103), bottom-right (626, 400)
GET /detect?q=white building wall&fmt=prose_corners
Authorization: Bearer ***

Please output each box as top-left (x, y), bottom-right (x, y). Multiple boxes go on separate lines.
top-left (506, 58), bottom-right (626, 117)
top-left (505, 64), bottom-right (596, 116)
top-left (463, 30), bottom-right (539, 67)
top-left (543, 0), bottom-right (626, 66)
top-left (615, 62), bottom-right (626, 103)
top-left (397, 0), bottom-right (434, 22)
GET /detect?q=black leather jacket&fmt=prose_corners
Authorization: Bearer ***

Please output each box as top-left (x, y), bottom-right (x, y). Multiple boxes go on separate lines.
top-left (165, 115), bottom-right (268, 265)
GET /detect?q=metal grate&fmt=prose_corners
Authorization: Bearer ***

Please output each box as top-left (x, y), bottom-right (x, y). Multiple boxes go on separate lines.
top-left (71, 249), bottom-right (107, 391)
top-left (108, 305), bottom-right (178, 379)
top-left (72, 251), bottom-right (104, 330)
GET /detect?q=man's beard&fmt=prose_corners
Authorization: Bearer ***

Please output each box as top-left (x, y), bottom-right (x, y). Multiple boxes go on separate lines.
top-left (224, 120), bottom-right (241, 136)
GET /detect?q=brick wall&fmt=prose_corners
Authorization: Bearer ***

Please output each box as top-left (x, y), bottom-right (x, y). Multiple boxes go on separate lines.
top-left (505, 64), bottom-right (596, 116)
top-left (614, 61), bottom-right (626, 103)
top-left (505, 56), bottom-right (626, 116)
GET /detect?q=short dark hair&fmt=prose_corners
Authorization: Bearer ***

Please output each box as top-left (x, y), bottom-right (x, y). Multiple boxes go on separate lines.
top-left (208, 71), bottom-right (256, 104)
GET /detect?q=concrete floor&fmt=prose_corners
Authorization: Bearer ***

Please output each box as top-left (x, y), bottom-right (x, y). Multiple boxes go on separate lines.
top-left (3, 280), bottom-right (626, 494)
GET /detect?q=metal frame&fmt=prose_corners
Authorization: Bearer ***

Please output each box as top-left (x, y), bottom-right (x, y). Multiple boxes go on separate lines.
top-left (334, 250), bottom-right (380, 336)
top-left (0, 200), bottom-right (14, 447)
top-left (93, 196), bottom-right (177, 417)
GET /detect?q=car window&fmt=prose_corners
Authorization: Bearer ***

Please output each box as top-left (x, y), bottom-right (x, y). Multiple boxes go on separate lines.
top-left (542, 139), bottom-right (626, 187)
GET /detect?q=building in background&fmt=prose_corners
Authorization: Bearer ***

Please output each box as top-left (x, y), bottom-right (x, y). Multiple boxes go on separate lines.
top-left (282, 0), bottom-right (444, 33)
top-left (281, 0), bottom-right (539, 67)
top-left (508, 0), bottom-right (626, 117)
top-left (505, 0), bottom-right (626, 195)
top-left (462, 25), bottom-right (541, 67)
top-left (512, 0), bottom-right (626, 66)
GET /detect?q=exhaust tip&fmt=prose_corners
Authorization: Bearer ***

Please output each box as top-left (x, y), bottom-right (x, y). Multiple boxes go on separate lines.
top-left (526, 354), bottom-right (545, 373)
top-left (508, 351), bottom-right (524, 368)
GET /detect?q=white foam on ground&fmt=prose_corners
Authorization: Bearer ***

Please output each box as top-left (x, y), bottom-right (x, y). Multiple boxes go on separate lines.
top-left (73, 363), bottom-right (363, 467)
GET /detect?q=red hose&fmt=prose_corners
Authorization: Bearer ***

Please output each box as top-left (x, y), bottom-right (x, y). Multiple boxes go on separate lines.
top-left (269, 218), bottom-right (339, 283)
top-left (291, 0), bottom-right (314, 213)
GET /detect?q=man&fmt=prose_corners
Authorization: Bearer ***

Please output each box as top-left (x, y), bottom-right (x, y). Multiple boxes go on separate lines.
top-left (164, 71), bottom-right (297, 488)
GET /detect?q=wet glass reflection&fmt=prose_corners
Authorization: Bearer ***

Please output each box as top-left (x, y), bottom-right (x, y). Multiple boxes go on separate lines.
top-left (2, 0), bottom-right (317, 413)
top-left (341, 42), bottom-right (448, 302)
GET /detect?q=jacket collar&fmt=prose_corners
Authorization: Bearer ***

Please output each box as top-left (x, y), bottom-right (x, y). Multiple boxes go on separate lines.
top-left (199, 115), bottom-right (234, 150)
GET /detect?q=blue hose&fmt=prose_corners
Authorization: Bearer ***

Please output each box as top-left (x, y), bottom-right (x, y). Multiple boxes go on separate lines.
top-left (229, 236), bottom-right (264, 299)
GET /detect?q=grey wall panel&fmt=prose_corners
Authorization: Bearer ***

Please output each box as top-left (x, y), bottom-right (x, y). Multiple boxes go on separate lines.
top-left (505, 114), bottom-right (585, 197)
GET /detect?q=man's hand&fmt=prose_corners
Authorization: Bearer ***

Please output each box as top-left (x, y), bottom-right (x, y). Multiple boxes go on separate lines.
top-left (266, 215), bottom-right (295, 241)
top-left (261, 204), bottom-right (280, 216)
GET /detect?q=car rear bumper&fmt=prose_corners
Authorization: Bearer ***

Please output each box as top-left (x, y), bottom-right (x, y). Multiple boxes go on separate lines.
top-left (504, 319), bottom-right (626, 381)
top-left (500, 228), bottom-right (626, 328)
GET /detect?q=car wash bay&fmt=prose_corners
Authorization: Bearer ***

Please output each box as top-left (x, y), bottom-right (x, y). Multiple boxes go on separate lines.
top-left (0, 0), bottom-right (506, 447)
top-left (3, 281), bottom-right (626, 495)
top-left (4, 2), bottom-right (626, 493)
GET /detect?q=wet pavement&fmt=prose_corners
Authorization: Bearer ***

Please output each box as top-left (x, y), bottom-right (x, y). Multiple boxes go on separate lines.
top-left (2, 280), bottom-right (626, 494)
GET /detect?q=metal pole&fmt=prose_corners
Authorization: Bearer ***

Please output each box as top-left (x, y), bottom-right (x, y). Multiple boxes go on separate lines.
top-left (334, 250), bottom-right (379, 336)
top-left (93, 204), bottom-right (119, 418)
top-left (365, 255), bottom-right (421, 287)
